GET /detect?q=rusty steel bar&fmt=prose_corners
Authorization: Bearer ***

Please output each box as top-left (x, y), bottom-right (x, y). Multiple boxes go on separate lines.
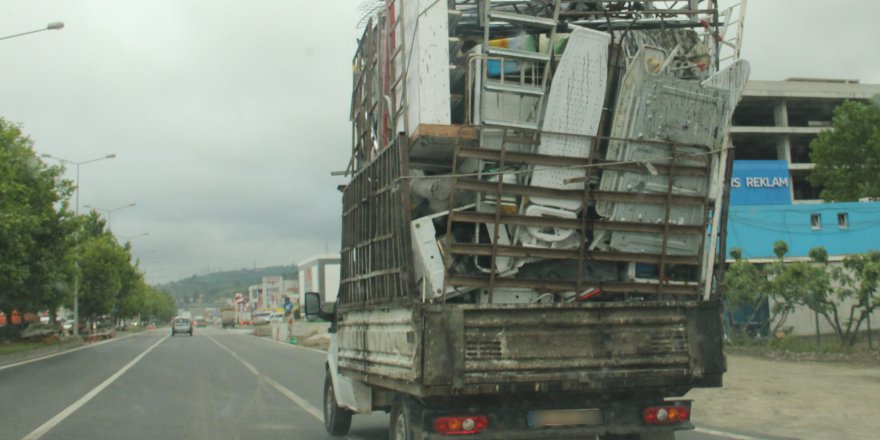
top-left (445, 275), bottom-right (701, 295)
top-left (454, 179), bottom-right (709, 206)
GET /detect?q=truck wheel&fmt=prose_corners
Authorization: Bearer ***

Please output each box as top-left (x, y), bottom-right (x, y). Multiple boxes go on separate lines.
top-left (390, 397), bottom-right (422, 440)
top-left (323, 374), bottom-right (352, 435)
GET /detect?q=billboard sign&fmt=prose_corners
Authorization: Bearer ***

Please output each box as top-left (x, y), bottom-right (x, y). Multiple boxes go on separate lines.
top-left (730, 160), bottom-right (792, 205)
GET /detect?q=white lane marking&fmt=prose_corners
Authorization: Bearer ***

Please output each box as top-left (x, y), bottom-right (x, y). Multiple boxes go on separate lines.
top-left (206, 334), bottom-right (324, 421)
top-left (207, 334), bottom-right (370, 440)
top-left (695, 427), bottom-right (771, 440)
top-left (21, 334), bottom-right (168, 440)
top-left (0, 330), bottom-right (155, 371)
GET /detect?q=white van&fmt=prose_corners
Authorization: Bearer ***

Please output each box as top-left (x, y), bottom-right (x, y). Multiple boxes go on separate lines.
top-left (172, 317), bottom-right (193, 336)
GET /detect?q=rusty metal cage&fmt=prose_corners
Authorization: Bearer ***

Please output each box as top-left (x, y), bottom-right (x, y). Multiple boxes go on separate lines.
top-left (339, 136), bottom-right (417, 309)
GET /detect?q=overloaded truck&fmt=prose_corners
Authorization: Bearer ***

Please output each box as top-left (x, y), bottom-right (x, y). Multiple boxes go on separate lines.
top-left (306, 1), bottom-right (749, 439)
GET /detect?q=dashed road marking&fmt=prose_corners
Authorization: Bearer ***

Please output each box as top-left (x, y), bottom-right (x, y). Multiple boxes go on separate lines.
top-left (206, 334), bottom-right (324, 420)
top-left (21, 334), bottom-right (168, 440)
top-left (206, 334), bottom-right (370, 440)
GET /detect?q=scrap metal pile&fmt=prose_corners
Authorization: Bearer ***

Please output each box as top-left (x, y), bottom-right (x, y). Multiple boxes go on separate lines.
top-left (344, 1), bottom-right (749, 306)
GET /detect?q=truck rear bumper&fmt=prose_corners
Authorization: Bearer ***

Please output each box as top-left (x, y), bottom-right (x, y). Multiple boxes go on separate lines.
top-left (418, 399), bottom-right (692, 440)
top-left (423, 426), bottom-right (687, 440)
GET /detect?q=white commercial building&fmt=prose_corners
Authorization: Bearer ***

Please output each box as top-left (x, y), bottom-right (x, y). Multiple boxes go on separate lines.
top-left (298, 254), bottom-right (341, 305)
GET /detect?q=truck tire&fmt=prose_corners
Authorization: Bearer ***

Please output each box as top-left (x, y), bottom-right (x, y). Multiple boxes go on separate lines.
top-left (323, 373), bottom-right (352, 436)
top-left (390, 397), bottom-right (422, 440)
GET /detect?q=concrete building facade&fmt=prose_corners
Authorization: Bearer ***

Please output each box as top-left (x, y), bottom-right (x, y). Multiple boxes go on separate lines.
top-left (725, 78), bottom-right (880, 336)
top-left (731, 78), bottom-right (880, 202)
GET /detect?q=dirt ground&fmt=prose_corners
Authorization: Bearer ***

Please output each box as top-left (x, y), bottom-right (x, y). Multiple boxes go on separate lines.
top-left (686, 354), bottom-right (880, 440)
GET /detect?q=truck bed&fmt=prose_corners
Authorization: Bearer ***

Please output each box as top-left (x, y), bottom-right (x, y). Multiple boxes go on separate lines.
top-left (336, 300), bottom-right (723, 399)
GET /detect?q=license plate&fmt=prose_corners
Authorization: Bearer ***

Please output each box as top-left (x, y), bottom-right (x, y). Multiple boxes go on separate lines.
top-left (527, 409), bottom-right (603, 428)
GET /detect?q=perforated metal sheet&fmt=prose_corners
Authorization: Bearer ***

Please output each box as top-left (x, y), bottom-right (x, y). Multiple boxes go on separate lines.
top-left (529, 28), bottom-right (610, 210)
top-left (594, 46), bottom-right (732, 256)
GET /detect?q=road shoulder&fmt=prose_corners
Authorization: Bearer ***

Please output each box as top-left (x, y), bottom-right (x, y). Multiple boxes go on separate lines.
top-left (0, 329), bottom-right (158, 370)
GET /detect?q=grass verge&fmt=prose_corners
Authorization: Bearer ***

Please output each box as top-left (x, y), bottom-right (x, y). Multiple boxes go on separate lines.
top-left (726, 331), bottom-right (880, 365)
top-left (0, 336), bottom-right (82, 357)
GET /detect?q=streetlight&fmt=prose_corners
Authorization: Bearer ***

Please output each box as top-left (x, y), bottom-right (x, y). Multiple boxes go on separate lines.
top-left (0, 22), bottom-right (64, 41)
top-left (40, 153), bottom-right (115, 337)
top-left (84, 202), bottom-right (136, 231)
top-left (41, 153), bottom-right (116, 216)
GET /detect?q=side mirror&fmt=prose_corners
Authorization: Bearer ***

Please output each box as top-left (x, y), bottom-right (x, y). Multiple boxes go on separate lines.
top-left (304, 292), bottom-right (322, 318)
top-left (304, 292), bottom-right (335, 323)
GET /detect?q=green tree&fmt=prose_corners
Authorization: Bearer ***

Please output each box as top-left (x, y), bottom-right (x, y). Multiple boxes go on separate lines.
top-left (0, 118), bottom-right (73, 328)
top-left (116, 248), bottom-right (147, 321)
top-left (723, 248), bottom-right (768, 336)
top-left (141, 287), bottom-right (176, 322)
top-left (80, 211), bottom-right (109, 240)
top-left (763, 244), bottom-right (879, 346)
top-left (764, 241), bottom-right (800, 334)
top-left (30, 214), bottom-right (79, 326)
top-left (808, 100), bottom-right (880, 201)
top-left (77, 235), bottom-right (129, 328)
top-left (820, 251), bottom-right (880, 346)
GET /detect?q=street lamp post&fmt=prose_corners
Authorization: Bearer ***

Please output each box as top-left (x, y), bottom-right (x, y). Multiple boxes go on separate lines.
top-left (0, 22), bottom-right (64, 41)
top-left (84, 202), bottom-right (136, 231)
top-left (42, 154), bottom-right (116, 216)
top-left (41, 153), bottom-right (116, 337)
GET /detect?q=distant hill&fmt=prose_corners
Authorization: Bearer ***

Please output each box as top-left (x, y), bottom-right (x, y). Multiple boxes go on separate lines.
top-left (158, 265), bottom-right (298, 305)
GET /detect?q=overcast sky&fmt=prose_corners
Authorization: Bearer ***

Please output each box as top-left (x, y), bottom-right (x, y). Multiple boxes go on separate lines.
top-left (1, 1), bottom-right (878, 284)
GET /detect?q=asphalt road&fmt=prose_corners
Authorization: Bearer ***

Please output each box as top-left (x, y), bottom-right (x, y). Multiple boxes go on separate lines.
top-left (0, 328), bottom-right (774, 440)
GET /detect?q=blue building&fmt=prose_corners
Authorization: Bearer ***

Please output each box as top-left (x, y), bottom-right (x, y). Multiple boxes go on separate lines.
top-left (728, 200), bottom-right (880, 260)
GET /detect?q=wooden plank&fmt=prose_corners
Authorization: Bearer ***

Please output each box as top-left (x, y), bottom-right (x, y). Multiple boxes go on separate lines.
top-left (410, 123), bottom-right (478, 142)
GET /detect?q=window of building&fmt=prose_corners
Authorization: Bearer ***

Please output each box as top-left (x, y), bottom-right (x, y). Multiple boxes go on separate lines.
top-left (732, 99), bottom-right (778, 126)
top-left (792, 172), bottom-right (822, 201)
top-left (838, 213), bottom-right (849, 229)
top-left (731, 134), bottom-right (781, 160)
top-left (787, 99), bottom-right (842, 127)
top-left (810, 213), bottom-right (822, 230)
top-left (789, 135), bottom-right (816, 164)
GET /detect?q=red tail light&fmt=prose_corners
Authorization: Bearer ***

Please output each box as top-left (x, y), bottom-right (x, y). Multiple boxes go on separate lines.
top-left (434, 416), bottom-right (488, 435)
top-left (643, 405), bottom-right (690, 425)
